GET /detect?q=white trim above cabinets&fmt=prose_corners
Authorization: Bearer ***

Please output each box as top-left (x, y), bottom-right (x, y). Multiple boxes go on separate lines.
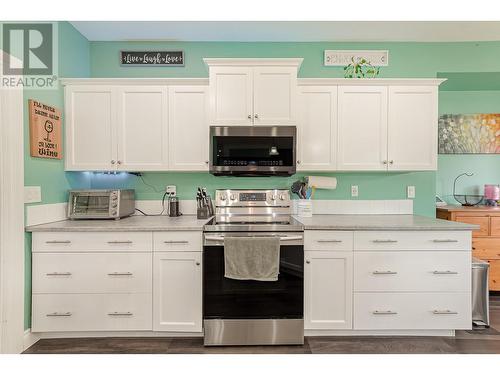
top-left (205, 58), bottom-right (302, 126)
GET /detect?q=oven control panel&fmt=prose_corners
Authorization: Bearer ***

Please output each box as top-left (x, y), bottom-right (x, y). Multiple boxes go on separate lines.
top-left (215, 189), bottom-right (290, 207)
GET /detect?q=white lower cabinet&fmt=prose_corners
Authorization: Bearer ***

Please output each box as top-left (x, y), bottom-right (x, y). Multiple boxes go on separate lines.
top-left (304, 250), bottom-right (353, 330)
top-left (153, 251), bottom-right (202, 332)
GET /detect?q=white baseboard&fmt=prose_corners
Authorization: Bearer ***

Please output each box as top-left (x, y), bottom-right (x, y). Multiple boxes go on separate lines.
top-left (29, 331), bottom-right (203, 340)
top-left (26, 202), bottom-right (68, 226)
top-left (23, 329), bottom-right (41, 351)
top-left (305, 329), bottom-right (455, 337)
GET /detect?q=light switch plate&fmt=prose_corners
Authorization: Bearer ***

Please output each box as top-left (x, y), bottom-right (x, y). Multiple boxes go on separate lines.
top-left (351, 185), bottom-right (359, 198)
top-left (407, 186), bottom-right (416, 199)
top-left (24, 186), bottom-right (42, 203)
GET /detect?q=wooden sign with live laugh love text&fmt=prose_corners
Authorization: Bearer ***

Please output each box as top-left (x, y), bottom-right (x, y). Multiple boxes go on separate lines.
top-left (29, 100), bottom-right (62, 159)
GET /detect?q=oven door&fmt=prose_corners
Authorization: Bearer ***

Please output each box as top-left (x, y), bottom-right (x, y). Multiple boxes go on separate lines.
top-left (68, 191), bottom-right (112, 219)
top-left (209, 126), bottom-right (296, 176)
top-left (203, 233), bottom-right (304, 320)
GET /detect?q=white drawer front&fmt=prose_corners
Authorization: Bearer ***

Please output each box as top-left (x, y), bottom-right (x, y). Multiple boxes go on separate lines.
top-left (33, 232), bottom-right (153, 252)
top-left (153, 231), bottom-right (202, 252)
top-left (305, 231), bottom-right (353, 251)
top-left (354, 251), bottom-right (470, 292)
top-left (354, 292), bottom-right (471, 330)
top-left (33, 253), bottom-right (152, 294)
top-left (32, 293), bottom-right (152, 332)
top-left (354, 231), bottom-right (470, 251)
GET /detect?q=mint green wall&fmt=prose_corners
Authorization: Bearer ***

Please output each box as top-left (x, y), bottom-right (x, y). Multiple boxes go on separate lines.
top-left (437, 91), bottom-right (500, 203)
top-left (22, 22), bottom-right (90, 329)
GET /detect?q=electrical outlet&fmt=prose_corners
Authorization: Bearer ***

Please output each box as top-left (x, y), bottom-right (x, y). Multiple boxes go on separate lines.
top-left (351, 185), bottom-right (359, 198)
top-left (24, 186), bottom-right (41, 203)
top-left (407, 186), bottom-right (416, 199)
top-left (166, 185), bottom-right (176, 196)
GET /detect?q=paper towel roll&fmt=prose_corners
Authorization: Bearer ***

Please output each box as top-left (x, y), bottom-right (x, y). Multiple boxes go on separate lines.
top-left (307, 176), bottom-right (337, 190)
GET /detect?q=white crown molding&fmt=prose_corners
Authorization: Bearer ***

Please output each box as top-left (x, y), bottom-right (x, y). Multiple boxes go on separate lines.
top-left (203, 58), bottom-right (303, 68)
top-left (60, 78), bottom-right (209, 86)
top-left (298, 78), bottom-right (447, 86)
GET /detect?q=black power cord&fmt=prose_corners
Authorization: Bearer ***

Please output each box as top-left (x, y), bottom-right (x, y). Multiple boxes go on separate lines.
top-left (129, 172), bottom-right (170, 216)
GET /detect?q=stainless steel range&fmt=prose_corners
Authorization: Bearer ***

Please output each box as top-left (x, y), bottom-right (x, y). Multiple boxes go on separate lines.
top-left (203, 189), bottom-right (304, 346)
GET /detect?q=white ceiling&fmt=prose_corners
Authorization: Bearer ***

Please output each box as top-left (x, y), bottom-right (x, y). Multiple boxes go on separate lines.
top-left (70, 21), bottom-right (500, 42)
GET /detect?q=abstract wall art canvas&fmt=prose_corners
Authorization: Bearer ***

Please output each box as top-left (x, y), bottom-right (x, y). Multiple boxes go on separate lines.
top-left (438, 114), bottom-right (500, 154)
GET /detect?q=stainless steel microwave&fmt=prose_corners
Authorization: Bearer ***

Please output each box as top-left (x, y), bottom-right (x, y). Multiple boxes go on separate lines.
top-left (67, 189), bottom-right (135, 220)
top-left (209, 126), bottom-right (297, 176)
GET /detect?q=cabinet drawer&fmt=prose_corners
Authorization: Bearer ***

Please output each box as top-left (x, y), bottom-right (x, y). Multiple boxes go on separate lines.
top-left (486, 259), bottom-right (500, 291)
top-left (33, 232), bottom-right (153, 252)
top-left (354, 231), bottom-right (470, 251)
top-left (472, 238), bottom-right (500, 259)
top-left (32, 293), bottom-right (152, 332)
top-left (354, 252), bottom-right (470, 292)
top-left (455, 216), bottom-right (489, 237)
top-left (489, 217), bottom-right (500, 236)
top-left (304, 231), bottom-right (353, 251)
top-left (32, 253), bottom-right (152, 294)
top-left (153, 231), bottom-right (202, 252)
top-left (354, 292), bottom-right (471, 330)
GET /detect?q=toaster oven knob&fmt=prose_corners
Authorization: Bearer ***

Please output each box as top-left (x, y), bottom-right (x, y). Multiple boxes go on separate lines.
top-left (111, 203), bottom-right (118, 208)
top-left (111, 210), bottom-right (117, 216)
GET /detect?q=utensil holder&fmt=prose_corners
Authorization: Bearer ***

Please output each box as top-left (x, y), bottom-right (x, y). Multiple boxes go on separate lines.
top-left (297, 200), bottom-right (313, 218)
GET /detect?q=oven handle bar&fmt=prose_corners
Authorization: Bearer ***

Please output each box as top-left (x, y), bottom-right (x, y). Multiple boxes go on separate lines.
top-left (204, 235), bottom-right (303, 242)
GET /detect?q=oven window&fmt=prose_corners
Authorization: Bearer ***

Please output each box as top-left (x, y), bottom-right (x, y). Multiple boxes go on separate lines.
top-left (203, 245), bottom-right (304, 319)
top-left (212, 136), bottom-right (294, 167)
top-left (72, 195), bottom-right (110, 215)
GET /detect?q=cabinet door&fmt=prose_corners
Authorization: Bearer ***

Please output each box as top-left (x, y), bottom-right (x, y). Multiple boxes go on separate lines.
top-left (209, 66), bottom-right (253, 125)
top-left (65, 85), bottom-right (116, 171)
top-left (337, 86), bottom-right (388, 171)
top-left (253, 67), bottom-right (297, 125)
top-left (168, 86), bottom-right (210, 170)
top-left (388, 86), bottom-right (438, 171)
top-left (153, 252), bottom-right (202, 332)
top-left (304, 251), bottom-right (353, 330)
top-left (116, 86), bottom-right (168, 171)
top-left (298, 86), bottom-right (337, 170)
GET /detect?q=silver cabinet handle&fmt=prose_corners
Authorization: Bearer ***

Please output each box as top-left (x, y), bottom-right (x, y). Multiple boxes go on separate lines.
top-left (111, 160), bottom-right (116, 164)
top-left (296, 160), bottom-right (301, 165)
top-left (107, 272), bottom-right (133, 276)
top-left (107, 240), bottom-right (133, 244)
top-left (205, 161), bottom-right (209, 165)
top-left (196, 262), bottom-right (200, 266)
top-left (382, 160), bottom-right (388, 165)
top-left (432, 310), bottom-right (458, 315)
top-left (373, 310), bottom-right (398, 315)
top-left (108, 312), bottom-right (133, 316)
top-left (432, 239), bottom-right (459, 243)
top-left (254, 114), bottom-right (259, 119)
top-left (317, 239), bottom-right (343, 243)
top-left (247, 114), bottom-right (252, 119)
top-left (164, 240), bottom-right (189, 244)
top-left (45, 240), bottom-right (71, 244)
top-left (389, 160), bottom-right (394, 164)
top-left (372, 240), bottom-right (398, 243)
top-left (305, 260), bottom-right (310, 264)
top-left (46, 272), bottom-right (72, 276)
top-left (46, 312), bottom-right (72, 317)
top-left (117, 160), bottom-right (122, 165)
top-left (432, 270), bottom-right (458, 275)
top-left (372, 271), bottom-right (398, 275)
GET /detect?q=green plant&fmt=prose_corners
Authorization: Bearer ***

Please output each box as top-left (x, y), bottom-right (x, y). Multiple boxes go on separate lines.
top-left (343, 57), bottom-right (380, 78)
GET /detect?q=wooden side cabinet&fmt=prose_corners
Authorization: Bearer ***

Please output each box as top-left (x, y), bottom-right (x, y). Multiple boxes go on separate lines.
top-left (437, 205), bottom-right (500, 291)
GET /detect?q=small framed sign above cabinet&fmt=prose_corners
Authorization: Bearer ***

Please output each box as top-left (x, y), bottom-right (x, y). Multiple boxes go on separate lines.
top-left (120, 51), bottom-right (184, 66)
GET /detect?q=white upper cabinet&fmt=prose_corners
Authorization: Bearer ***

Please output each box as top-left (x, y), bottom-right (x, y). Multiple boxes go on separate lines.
top-left (205, 58), bottom-right (303, 126)
top-left (65, 85), bottom-right (117, 171)
top-left (209, 66), bottom-right (253, 125)
top-left (116, 86), bottom-right (169, 171)
top-left (168, 85), bottom-right (210, 170)
top-left (337, 86), bottom-right (388, 171)
top-left (387, 86), bottom-right (438, 171)
top-left (253, 67), bottom-right (297, 125)
top-left (298, 86), bottom-right (338, 170)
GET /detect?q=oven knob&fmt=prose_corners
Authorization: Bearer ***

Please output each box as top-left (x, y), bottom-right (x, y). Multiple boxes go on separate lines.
top-left (220, 194), bottom-right (227, 201)
top-left (279, 194), bottom-right (286, 200)
top-left (230, 194), bottom-right (236, 201)
top-left (271, 195), bottom-right (277, 201)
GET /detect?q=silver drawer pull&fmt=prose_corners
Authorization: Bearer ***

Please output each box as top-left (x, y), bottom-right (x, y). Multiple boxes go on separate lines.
top-left (46, 312), bottom-right (72, 317)
top-left (46, 272), bottom-right (72, 276)
top-left (107, 272), bottom-right (133, 276)
top-left (432, 270), bottom-right (458, 275)
top-left (164, 240), bottom-right (189, 244)
top-left (372, 240), bottom-right (398, 243)
top-left (433, 239), bottom-right (459, 243)
top-left (373, 310), bottom-right (398, 315)
top-left (317, 239), bottom-right (343, 243)
top-left (45, 240), bottom-right (71, 244)
top-left (372, 271), bottom-right (398, 275)
top-left (108, 312), bottom-right (133, 316)
top-left (432, 310), bottom-right (458, 315)
top-left (107, 240), bottom-right (133, 244)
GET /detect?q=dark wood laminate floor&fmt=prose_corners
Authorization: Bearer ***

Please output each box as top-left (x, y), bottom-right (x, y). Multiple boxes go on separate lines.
top-left (24, 296), bottom-right (500, 354)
